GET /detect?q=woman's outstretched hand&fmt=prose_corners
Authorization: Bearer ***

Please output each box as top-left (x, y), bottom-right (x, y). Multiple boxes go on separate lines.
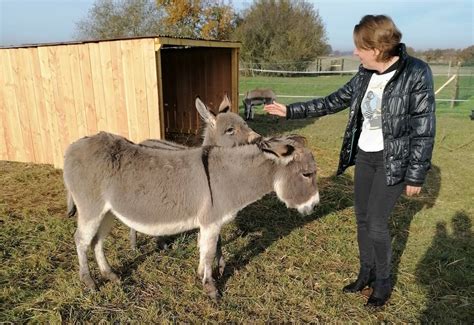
top-left (264, 101), bottom-right (287, 117)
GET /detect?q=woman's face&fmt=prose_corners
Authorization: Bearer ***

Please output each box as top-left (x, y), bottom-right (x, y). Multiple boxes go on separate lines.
top-left (353, 47), bottom-right (379, 70)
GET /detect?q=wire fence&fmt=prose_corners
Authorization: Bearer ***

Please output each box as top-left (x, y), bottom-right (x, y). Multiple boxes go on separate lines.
top-left (240, 57), bottom-right (360, 76)
top-left (239, 58), bottom-right (474, 108)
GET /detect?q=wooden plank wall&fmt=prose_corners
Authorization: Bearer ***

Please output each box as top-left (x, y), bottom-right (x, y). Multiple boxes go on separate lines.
top-left (0, 38), bottom-right (161, 168)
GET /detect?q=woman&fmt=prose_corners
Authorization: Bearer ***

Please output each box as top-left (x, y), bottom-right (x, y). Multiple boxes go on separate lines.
top-left (264, 15), bottom-right (435, 307)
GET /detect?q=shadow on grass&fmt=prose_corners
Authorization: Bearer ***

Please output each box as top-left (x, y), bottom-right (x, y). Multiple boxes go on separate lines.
top-left (391, 165), bottom-right (441, 287)
top-left (116, 230), bottom-right (199, 289)
top-left (415, 210), bottom-right (473, 322)
top-left (217, 173), bottom-right (354, 292)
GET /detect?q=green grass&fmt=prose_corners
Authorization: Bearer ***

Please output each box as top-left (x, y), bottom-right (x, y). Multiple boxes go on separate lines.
top-left (1, 75), bottom-right (473, 323)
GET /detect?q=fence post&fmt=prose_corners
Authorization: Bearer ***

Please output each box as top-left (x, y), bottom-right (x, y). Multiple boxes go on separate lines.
top-left (340, 58), bottom-right (345, 76)
top-left (450, 62), bottom-right (461, 109)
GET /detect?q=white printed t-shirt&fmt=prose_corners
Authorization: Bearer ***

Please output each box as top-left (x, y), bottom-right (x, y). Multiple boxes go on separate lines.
top-left (358, 69), bottom-right (396, 152)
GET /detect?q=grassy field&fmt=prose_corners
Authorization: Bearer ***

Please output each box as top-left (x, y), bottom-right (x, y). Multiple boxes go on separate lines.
top-left (1, 75), bottom-right (473, 323)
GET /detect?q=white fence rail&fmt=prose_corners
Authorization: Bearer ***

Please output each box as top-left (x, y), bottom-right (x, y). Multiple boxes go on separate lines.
top-left (239, 68), bottom-right (358, 75)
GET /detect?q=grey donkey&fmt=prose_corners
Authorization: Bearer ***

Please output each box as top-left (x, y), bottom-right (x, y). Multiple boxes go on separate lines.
top-left (63, 132), bottom-right (320, 300)
top-left (68, 95), bottom-right (260, 268)
top-left (242, 88), bottom-right (276, 120)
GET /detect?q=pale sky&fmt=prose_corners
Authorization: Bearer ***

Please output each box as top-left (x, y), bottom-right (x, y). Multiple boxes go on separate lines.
top-left (0, 0), bottom-right (473, 51)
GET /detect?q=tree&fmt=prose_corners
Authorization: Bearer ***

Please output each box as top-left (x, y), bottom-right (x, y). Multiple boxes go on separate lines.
top-left (74, 0), bottom-right (165, 40)
top-left (406, 46), bottom-right (416, 57)
top-left (234, 0), bottom-right (330, 72)
top-left (75, 0), bottom-right (237, 41)
top-left (200, 3), bottom-right (236, 39)
top-left (458, 45), bottom-right (474, 65)
top-left (157, 0), bottom-right (237, 40)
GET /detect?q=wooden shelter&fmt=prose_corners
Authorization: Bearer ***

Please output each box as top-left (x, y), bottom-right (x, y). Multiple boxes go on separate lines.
top-left (0, 36), bottom-right (240, 168)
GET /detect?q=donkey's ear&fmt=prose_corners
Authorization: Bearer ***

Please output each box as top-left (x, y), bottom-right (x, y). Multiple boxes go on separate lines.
top-left (286, 134), bottom-right (307, 147)
top-left (218, 93), bottom-right (231, 113)
top-left (195, 97), bottom-right (216, 128)
top-left (259, 137), bottom-right (296, 164)
top-left (263, 144), bottom-right (294, 157)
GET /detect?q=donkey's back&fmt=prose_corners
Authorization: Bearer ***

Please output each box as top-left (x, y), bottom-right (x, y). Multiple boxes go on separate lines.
top-left (64, 132), bottom-right (208, 235)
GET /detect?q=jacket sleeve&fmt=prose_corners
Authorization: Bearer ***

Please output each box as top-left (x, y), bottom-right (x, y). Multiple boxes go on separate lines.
top-left (286, 76), bottom-right (355, 119)
top-left (405, 64), bottom-right (436, 186)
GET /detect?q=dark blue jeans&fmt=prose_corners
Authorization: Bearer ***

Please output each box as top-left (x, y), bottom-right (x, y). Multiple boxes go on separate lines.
top-left (354, 149), bottom-right (404, 280)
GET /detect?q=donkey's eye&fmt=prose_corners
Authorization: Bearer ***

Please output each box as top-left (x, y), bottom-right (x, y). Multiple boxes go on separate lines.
top-left (225, 127), bottom-right (235, 134)
top-left (302, 172), bottom-right (314, 178)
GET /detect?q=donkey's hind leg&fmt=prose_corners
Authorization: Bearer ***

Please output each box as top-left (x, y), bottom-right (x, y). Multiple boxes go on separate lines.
top-left (216, 235), bottom-right (226, 277)
top-left (92, 212), bottom-right (120, 282)
top-left (74, 205), bottom-right (107, 291)
top-left (129, 228), bottom-right (137, 250)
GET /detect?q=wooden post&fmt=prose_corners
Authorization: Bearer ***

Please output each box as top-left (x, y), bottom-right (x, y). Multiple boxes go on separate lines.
top-left (231, 47), bottom-right (240, 114)
top-left (154, 43), bottom-right (165, 139)
top-left (340, 58), bottom-right (345, 76)
top-left (450, 62), bottom-right (461, 109)
top-left (447, 60), bottom-right (452, 77)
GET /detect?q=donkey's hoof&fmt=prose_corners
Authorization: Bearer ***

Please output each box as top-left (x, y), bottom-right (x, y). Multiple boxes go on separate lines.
top-left (204, 280), bottom-right (221, 302)
top-left (206, 288), bottom-right (222, 303)
top-left (209, 290), bottom-right (221, 303)
top-left (104, 271), bottom-right (120, 283)
top-left (81, 275), bottom-right (97, 291)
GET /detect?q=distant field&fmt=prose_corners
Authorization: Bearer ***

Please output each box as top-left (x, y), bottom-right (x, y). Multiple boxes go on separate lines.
top-left (1, 75), bottom-right (473, 323)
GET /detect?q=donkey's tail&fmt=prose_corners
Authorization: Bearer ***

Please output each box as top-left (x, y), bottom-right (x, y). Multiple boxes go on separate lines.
top-left (67, 191), bottom-right (77, 217)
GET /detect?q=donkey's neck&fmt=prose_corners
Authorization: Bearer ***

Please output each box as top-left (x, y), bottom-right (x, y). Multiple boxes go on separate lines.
top-left (207, 146), bottom-right (276, 214)
top-left (201, 128), bottom-right (214, 146)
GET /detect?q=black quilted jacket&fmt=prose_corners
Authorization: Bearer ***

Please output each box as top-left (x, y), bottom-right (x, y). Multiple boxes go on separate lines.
top-left (287, 43), bottom-right (436, 186)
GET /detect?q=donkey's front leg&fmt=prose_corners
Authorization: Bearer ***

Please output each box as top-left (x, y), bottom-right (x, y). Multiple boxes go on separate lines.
top-left (244, 102), bottom-right (252, 121)
top-left (198, 225), bottom-right (221, 301)
top-left (249, 104), bottom-right (255, 120)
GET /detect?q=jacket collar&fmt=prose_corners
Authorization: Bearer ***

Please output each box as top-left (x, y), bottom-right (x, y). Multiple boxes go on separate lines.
top-left (398, 43), bottom-right (409, 62)
top-left (392, 43), bottom-right (409, 79)
top-left (358, 43), bottom-right (409, 76)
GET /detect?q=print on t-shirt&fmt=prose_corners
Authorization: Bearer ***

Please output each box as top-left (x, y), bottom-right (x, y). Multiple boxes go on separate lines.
top-left (358, 69), bottom-right (396, 152)
top-left (361, 90), bottom-right (382, 130)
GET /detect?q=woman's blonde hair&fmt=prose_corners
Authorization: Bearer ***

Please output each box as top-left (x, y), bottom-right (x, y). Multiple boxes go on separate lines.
top-left (353, 15), bottom-right (402, 62)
